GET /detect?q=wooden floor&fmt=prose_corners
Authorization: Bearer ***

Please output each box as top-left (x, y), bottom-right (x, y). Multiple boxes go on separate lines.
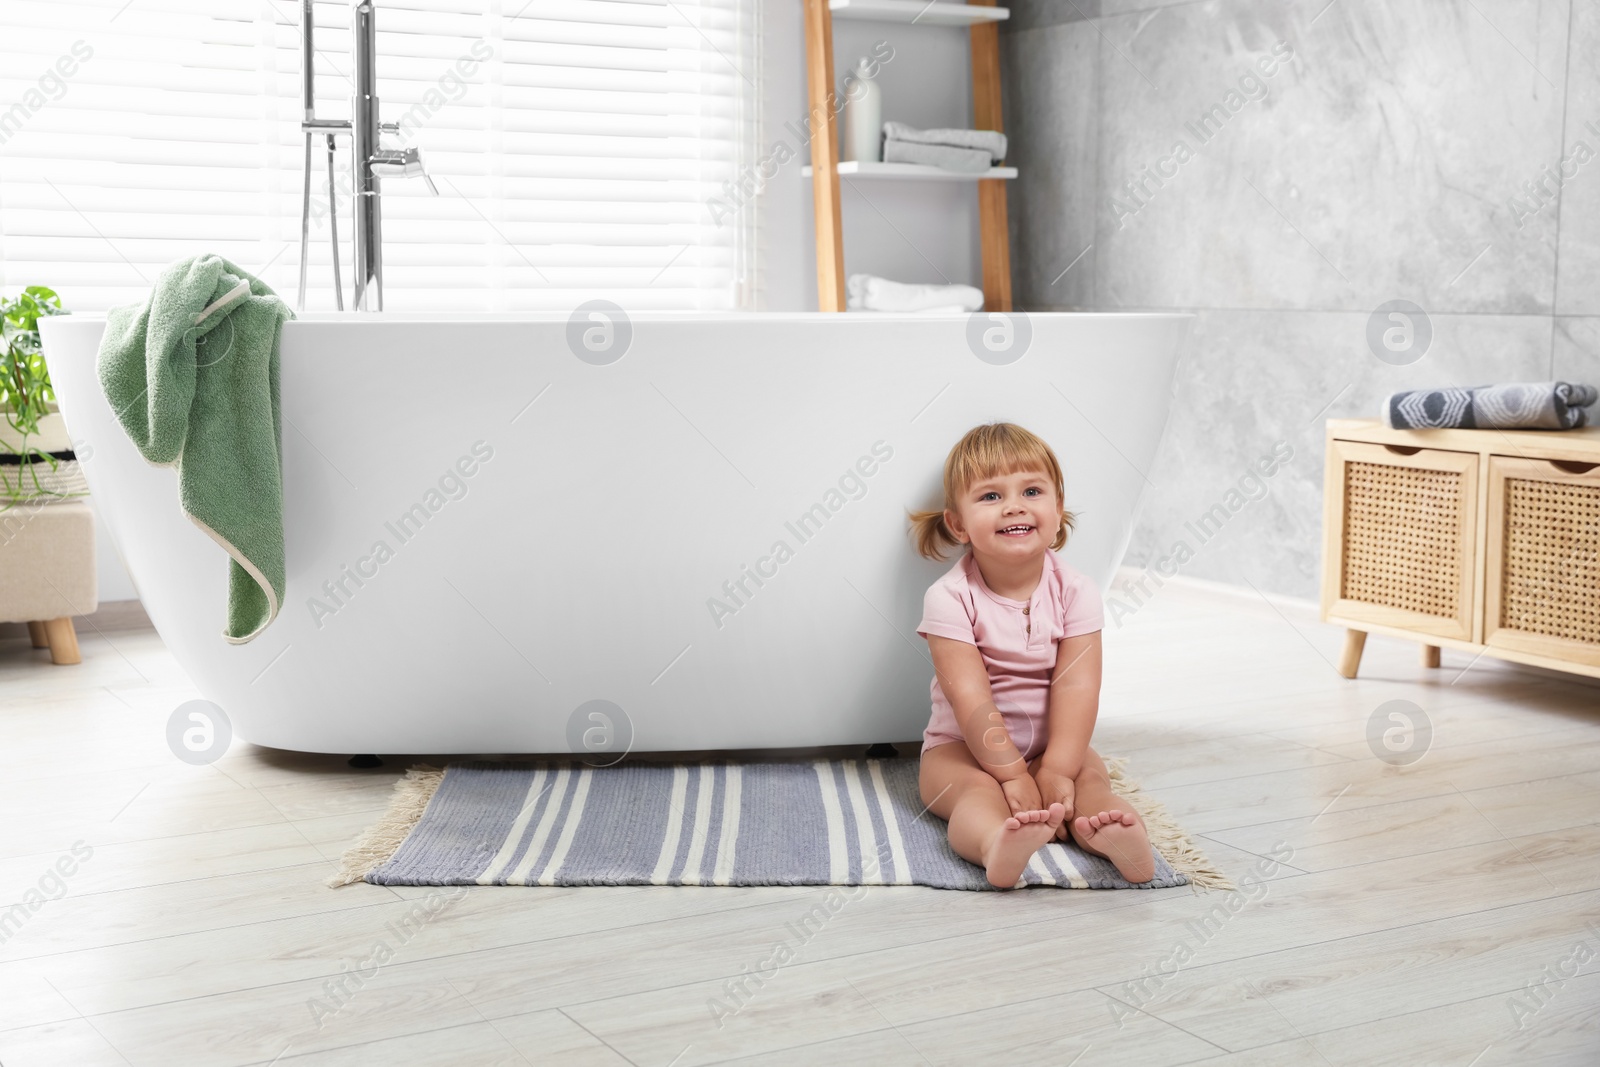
top-left (1, 581), bottom-right (1597, 1066)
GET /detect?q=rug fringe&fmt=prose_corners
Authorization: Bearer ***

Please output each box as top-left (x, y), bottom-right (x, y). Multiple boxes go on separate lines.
top-left (326, 764), bottom-right (445, 888)
top-left (1106, 757), bottom-right (1235, 892)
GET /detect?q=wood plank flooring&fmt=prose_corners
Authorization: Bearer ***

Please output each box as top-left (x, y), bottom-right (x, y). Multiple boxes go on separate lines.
top-left (0, 580), bottom-right (1595, 1066)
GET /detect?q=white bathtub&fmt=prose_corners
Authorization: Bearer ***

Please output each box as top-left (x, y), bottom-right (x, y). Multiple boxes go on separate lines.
top-left (41, 312), bottom-right (1191, 756)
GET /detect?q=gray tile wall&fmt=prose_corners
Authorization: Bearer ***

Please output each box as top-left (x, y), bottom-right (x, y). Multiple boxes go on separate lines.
top-left (1002, 0), bottom-right (1600, 601)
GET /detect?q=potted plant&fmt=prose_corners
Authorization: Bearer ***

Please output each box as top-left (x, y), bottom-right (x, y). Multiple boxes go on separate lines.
top-left (1, 286), bottom-right (83, 506)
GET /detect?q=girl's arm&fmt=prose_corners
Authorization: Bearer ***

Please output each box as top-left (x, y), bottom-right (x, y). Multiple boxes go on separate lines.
top-left (1038, 630), bottom-right (1103, 779)
top-left (926, 634), bottom-right (1032, 782)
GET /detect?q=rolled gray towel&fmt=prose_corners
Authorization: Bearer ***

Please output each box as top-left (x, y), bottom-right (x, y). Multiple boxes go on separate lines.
top-left (882, 139), bottom-right (993, 173)
top-left (882, 121), bottom-right (1006, 162)
top-left (1382, 381), bottom-right (1599, 430)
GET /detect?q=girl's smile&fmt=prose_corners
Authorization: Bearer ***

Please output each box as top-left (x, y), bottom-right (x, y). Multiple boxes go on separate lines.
top-left (947, 469), bottom-right (1060, 558)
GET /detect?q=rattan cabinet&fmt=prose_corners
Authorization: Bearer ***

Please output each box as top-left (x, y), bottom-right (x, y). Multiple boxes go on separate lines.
top-left (1322, 419), bottom-right (1600, 680)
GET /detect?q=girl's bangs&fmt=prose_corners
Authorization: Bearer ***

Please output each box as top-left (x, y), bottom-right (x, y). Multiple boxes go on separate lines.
top-left (949, 432), bottom-right (1060, 495)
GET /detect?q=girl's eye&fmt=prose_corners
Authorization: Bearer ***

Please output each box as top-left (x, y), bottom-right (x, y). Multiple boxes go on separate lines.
top-left (1024, 487), bottom-right (1041, 496)
top-left (980, 491), bottom-right (999, 501)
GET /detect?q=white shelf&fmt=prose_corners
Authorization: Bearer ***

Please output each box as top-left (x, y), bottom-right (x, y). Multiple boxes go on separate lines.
top-left (802, 160), bottom-right (1017, 181)
top-left (829, 0), bottom-right (1009, 25)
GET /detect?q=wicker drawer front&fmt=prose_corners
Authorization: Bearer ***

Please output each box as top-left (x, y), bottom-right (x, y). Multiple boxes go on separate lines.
top-left (1342, 460), bottom-right (1465, 616)
top-left (1485, 457), bottom-right (1600, 665)
top-left (1322, 441), bottom-right (1478, 641)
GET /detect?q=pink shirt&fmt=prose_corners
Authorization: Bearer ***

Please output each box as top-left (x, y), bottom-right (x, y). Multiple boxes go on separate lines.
top-left (917, 549), bottom-right (1104, 762)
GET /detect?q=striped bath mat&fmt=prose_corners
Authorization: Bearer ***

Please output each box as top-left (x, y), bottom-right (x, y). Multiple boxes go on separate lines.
top-left (331, 758), bottom-right (1229, 892)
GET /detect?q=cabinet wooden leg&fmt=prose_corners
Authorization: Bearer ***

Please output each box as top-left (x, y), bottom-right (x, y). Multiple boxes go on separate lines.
top-left (42, 617), bottom-right (80, 665)
top-left (27, 621), bottom-right (48, 649)
top-left (1338, 629), bottom-right (1367, 679)
top-left (1422, 644), bottom-right (1441, 668)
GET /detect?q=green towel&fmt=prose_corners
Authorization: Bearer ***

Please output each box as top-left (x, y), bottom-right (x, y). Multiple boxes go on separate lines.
top-left (97, 255), bottom-right (294, 643)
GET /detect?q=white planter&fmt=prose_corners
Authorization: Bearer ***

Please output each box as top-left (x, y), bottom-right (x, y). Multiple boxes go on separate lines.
top-left (1, 407), bottom-right (87, 502)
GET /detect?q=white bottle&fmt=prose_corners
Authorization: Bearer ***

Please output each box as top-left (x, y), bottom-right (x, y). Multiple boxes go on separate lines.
top-left (841, 56), bottom-right (883, 164)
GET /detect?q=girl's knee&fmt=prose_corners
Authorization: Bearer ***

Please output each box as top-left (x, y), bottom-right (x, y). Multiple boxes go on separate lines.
top-left (920, 747), bottom-right (980, 808)
top-left (921, 766), bottom-right (1003, 817)
top-left (1072, 764), bottom-right (1113, 793)
top-left (1080, 744), bottom-right (1110, 775)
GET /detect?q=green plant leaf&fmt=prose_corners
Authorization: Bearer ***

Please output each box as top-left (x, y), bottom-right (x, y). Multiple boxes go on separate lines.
top-left (1, 286), bottom-right (66, 443)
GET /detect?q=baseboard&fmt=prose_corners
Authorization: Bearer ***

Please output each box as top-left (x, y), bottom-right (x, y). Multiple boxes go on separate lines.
top-left (0, 598), bottom-right (150, 640)
top-left (1111, 566), bottom-right (1322, 623)
top-left (84, 599), bottom-right (153, 632)
top-left (1114, 567), bottom-right (1600, 690)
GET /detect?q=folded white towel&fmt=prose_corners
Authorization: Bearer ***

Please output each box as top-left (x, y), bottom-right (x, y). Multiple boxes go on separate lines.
top-left (882, 140), bottom-right (993, 174)
top-left (882, 121), bottom-right (1007, 162)
top-left (846, 273), bottom-right (985, 313)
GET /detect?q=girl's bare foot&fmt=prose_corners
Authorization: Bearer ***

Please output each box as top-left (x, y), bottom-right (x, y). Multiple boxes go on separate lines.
top-left (1071, 809), bottom-right (1156, 884)
top-left (981, 803), bottom-right (1067, 888)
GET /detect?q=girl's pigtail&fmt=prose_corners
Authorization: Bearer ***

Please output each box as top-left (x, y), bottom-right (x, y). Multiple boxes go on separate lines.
top-left (907, 506), bottom-right (961, 561)
top-left (1052, 508), bottom-right (1076, 551)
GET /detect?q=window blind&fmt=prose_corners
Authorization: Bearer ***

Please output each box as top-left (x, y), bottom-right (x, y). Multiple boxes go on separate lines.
top-left (0, 0), bottom-right (760, 313)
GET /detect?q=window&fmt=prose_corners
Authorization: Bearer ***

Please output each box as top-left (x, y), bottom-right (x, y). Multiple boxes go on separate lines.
top-left (0, 0), bottom-right (760, 312)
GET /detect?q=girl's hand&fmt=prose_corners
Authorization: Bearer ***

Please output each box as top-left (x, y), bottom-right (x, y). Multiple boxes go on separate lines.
top-left (999, 773), bottom-right (1043, 815)
top-left (1033, 768), bottom-right (1076, 840)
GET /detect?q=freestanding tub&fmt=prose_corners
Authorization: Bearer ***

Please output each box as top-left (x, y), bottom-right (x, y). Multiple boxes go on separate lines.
top-left (41, 312), bottom-right (1191, 756)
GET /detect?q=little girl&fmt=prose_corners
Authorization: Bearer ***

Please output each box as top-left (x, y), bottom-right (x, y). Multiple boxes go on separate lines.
top-left (908, 422), bottom-right (1156, 888)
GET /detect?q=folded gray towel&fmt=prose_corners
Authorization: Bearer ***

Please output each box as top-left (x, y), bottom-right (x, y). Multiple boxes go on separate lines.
top-left (883, 121), bottom-right (1006, 162)
top-left (882, 139), bottom-right (993, 173)
top-left (1382, 381), bottom-right (1599, 430)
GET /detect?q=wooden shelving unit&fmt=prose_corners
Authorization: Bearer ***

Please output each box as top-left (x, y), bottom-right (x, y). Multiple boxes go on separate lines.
top-left (801, 0), bottom-right (1013, 312)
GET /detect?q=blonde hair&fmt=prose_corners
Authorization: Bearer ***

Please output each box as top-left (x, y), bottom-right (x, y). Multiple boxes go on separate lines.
top-left (908, 422), bottom-right (1076, 561)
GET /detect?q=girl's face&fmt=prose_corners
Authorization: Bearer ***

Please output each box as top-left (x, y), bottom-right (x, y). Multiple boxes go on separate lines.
top-left (944, 467), bottom-right (1060, 562)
